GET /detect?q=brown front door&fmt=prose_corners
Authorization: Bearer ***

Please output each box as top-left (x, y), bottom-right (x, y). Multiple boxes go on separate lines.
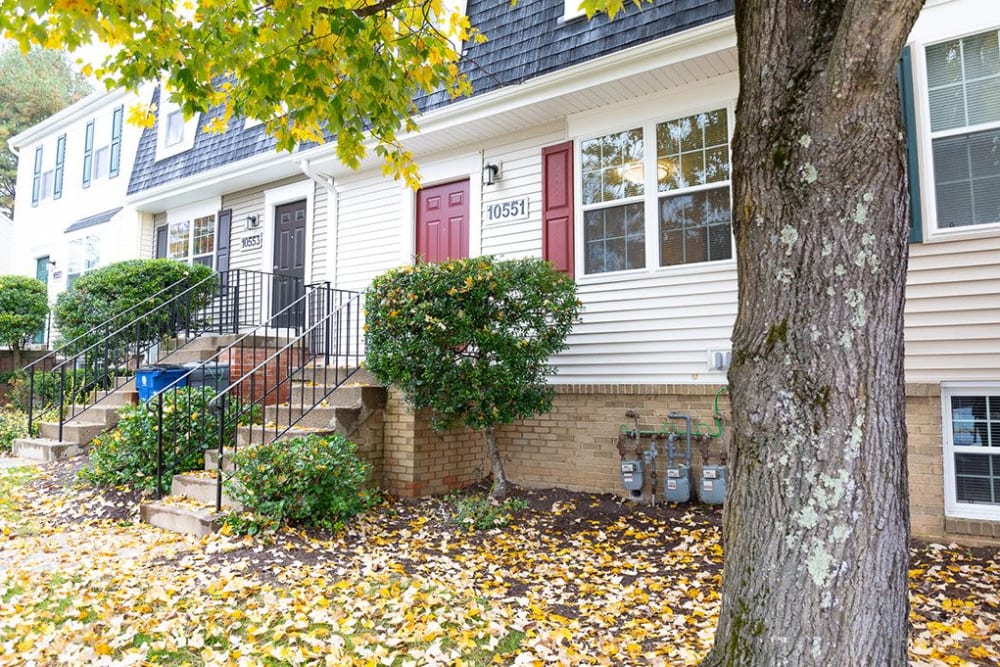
top-left (416, 179), bottom-right (470, 263)
top-left (272, 199), bottom-right (307, 329)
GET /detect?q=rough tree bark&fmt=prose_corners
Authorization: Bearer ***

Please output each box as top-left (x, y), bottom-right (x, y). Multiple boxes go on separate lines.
top-left (702, 1), bottom-right (923, 665)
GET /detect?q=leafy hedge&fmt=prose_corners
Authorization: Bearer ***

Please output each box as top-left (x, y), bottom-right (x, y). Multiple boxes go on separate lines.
top-left (53, 259), bottom-right (216, 358)
top-left (365, 256), bottom-right (581, 431)
top-left (0, 409), bottom-right (28, 454)
top-left (80, 387), bottom-right (240, 492)
top-left (6, 369), bottom-right (106, 415)
top-left (0, 275), bottom-right (48, 365)
top-left (224, 433), bottom-right (377, 532)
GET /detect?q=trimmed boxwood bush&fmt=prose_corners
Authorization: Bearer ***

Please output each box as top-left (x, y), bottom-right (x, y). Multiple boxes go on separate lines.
top-left (365, 256), bottom-right (581, 499)
top-left (53, 259), bottom-right (216, 358)
top-left (224, 433), bottom-right (377, 532)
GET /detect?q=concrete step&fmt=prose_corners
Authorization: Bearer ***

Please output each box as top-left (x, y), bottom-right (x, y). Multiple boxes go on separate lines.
top-left (261, 404), bottom-right (360, 430)
top-left (12, 437), bottom-right (84, 462)
top-left (204, 447), bottom-right (237, 472)
top-left (37, 420), bottom-right (106, 445)
top-left (288, 383), bottom-right (384, 408)
top-left (171, 473), bottom-right (242, 510)
top-left (160, 349), bottom-right (216, 364)
top-left (290, 366), bottom-right (374, 385)
top-left (101, 390), bottom-right (140, 407)
top-left (140, 499), bottom-right (221, 537)
top-left (66, 404), bottom-right (122, 428)
top-left (237, 423), bottom-right (338, 447)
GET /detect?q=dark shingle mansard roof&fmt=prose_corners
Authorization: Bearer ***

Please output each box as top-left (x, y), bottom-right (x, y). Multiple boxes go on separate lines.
top-left (127, 0), bottom-right (734, 196)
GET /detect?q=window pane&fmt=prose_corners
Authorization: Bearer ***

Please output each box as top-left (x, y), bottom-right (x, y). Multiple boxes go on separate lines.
top-left (926, 39), bottom-right (963, 88)
top-left (168, 220), bottom-right (190, 260)
top-left (963, 30), bottom-right (1000, 80)
top-left (193, 215), bottom-right (215, 256)
top-left (927, 31), bottom-right (1000, 132)
top-left (67, 239), bottom-right (83, 275)
top-left (657, 109), bottom-right (729, 191)
top-left (84, 236), bottom-right (100, 271)
top-left (955, 452), bottom-right (1000, 504)
top-left (583, 203), bottom-right (645, 274)
top-left (659, 186), bottom-right (732, 266)
top-left (166, 110), bottom-right (185, 147)
top-left (933, 129), bottom-right (1000, 228)
top-left (93, 146), bottom-right (109, 180)
top-left (581, 129), bottom-right (644, 205)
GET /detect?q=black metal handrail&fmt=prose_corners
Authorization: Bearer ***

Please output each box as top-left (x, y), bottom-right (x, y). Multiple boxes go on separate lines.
top-left (147, 282), bottom-right (315, 498)
top-left (148, 282), bottom-right (363, 510)
top-left (24, 269), bottom-right (301, 440)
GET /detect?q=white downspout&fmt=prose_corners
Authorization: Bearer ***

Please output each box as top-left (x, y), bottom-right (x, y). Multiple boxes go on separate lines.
top-left (298, 159), bottom-right (338, 287)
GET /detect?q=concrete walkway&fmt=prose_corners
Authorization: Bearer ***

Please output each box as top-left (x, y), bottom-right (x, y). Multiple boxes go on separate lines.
top-left (0, 456), bottom-right (40, 469)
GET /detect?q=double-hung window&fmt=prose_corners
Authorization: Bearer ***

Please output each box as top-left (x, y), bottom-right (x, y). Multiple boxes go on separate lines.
top-left (67, 234), bottom-right (100, 288)
top-left (167, 214), bottom-right (216, 266)
top-left (580, 107), bottom-right (733, 275)
top-left (925, 29), bottom-right (1000, 231)
top-left (943, 385), bottom-right (1000, 520)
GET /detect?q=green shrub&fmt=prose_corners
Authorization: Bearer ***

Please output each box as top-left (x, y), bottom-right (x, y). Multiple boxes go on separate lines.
top-left (0, 409), bottom-right (28, 454)
top-left (0, 275), bottom-right (48, 367)
top-left (450, 493), bottom-right (529, 531)
top-left (224, 433), bottom-right (377, 532)
top-left (53, 259), bottom-right (216, 360)
top-left (7, 369), bottom-right (106, 415)
top-left (365, 256), bottom-right (581, 498)
top-left (79, 387), bottom-right (238, 491)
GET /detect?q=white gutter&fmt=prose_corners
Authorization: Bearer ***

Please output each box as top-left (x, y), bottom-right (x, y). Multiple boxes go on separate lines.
top-left (9, 87), bottom-right (134, 150)
top-left (295, 16), bottom-right (737, 166)
top-left (299, 159), bottom-right (339, 287)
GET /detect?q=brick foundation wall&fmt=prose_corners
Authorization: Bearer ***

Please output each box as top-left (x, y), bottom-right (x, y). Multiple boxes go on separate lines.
top-left (381, 388), bottom-right (488, 498)
top-left (371, 380), bottom-right (995, 545)
top-left (221, 348), bottom-right (304, 405)
top-left (495, 384), bottom-right (731, 495)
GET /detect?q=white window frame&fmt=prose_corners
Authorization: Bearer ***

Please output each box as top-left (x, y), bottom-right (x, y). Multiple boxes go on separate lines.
top-left (156, 92), bottom-right (200, 160)
top-left (563, 1), bottom-right (586, 21)
top-left (942, 382), bottom-right (1000, 521)
top-left (164, 200), bottom-right (220, 267)
top-left (911, 19), bottom-right (1000, 240)
top-left (570, 84), bottom-right (736, 282)
top-left (40, 170), bottom-right (55, 201)
top-left (66, 234), bottom-right (101, 287)
top-left (92, 145), bottom-right (111, 181)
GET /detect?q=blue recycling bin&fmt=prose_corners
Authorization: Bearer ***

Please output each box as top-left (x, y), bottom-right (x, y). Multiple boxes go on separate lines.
top-left (135, 365), bottom-right (187, 402)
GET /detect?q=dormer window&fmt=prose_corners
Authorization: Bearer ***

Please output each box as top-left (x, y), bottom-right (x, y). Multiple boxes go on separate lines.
top-left (156, 87), bottom-right (200, 160)
top-left (564, 1), bottom-right (586, 21)
top-left (165, 109), bottom-right (185, 147)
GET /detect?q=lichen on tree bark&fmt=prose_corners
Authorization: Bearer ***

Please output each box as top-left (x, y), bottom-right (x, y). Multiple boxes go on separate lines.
top-left (702, 1), bottom-right (924, 665)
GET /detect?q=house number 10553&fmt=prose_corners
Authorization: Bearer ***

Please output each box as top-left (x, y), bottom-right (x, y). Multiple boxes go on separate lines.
top-left (241, 233), bottom-right (263, 250)
top-left (485, 197), bottom-right (529, 222)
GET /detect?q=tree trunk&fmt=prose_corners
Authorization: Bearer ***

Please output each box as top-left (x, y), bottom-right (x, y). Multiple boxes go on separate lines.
top-left (702, 2), bottom-right (922, 665)
top-left (485, 425), bottom-right (508, 499)
top-left (11, 343), bottom-right (22, 369)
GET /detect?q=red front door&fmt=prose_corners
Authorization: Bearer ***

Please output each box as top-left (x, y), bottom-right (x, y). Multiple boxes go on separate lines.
top-left (416, 179), bottom-right (470, 263)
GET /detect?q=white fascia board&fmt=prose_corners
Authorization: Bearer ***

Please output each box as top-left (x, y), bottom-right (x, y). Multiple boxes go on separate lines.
top-left (297, 16), bottom-right (736, 168)
top-left (8, 87), bottom-right (133, 150)
top-left (126, 149), bottom-right (303, 211)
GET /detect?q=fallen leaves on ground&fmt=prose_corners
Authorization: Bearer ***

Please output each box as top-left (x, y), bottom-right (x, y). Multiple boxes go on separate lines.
top-left (0, 459), bottom-right (998, 666)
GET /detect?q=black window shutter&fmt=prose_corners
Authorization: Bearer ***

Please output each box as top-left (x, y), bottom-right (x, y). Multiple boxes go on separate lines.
top-left (155, 225), bottom-right (168, 259)
top-left (215, 208), bottom-right (232, 273)
top-left (109, 105), bottom-right (124, 178)
top-left (31, 146), bottom-right (42, 206)
top-left (899, 45), bottom-right (923, 244)
top-left (54, 134), bottom-right (66, 199)
top-left (82, 119), bottom-right (95, 188)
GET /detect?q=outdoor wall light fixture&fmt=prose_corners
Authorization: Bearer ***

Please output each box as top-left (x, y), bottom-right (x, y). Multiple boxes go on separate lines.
top-left (482, 162), bottom-right (502, 186)
top-left (246, 215), bottom-right (260, 230)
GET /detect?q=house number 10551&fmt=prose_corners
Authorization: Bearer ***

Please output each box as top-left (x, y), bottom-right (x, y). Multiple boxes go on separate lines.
top-left (485, 197), bottom-right (529, 222)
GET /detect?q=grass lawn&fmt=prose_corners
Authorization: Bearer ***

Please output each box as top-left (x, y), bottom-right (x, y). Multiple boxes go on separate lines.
top-left (0, 458), bottom-right (997, 666)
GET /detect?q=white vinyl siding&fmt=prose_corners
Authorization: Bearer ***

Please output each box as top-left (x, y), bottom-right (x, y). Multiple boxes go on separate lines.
top-left (904, 235), bottom-right (1000, 381)
top-left (336, 174), bottom-right (404, 291)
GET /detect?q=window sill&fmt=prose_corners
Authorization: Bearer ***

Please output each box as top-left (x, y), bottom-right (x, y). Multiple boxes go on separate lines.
top-left (577, 258), bottom-right (736, 286)
top-left (923, 222), bottom-right (1000, 244)
top-left (945, 505), bottom-right (1000, 523)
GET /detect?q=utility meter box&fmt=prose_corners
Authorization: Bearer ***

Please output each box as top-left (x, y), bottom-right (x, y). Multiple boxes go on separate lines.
top-left (664, 464), bottom-right (691, 503)
top-left (621, 458), bottom-right (644, 495)
top-left (701, 465), bottom-right (728, 505)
